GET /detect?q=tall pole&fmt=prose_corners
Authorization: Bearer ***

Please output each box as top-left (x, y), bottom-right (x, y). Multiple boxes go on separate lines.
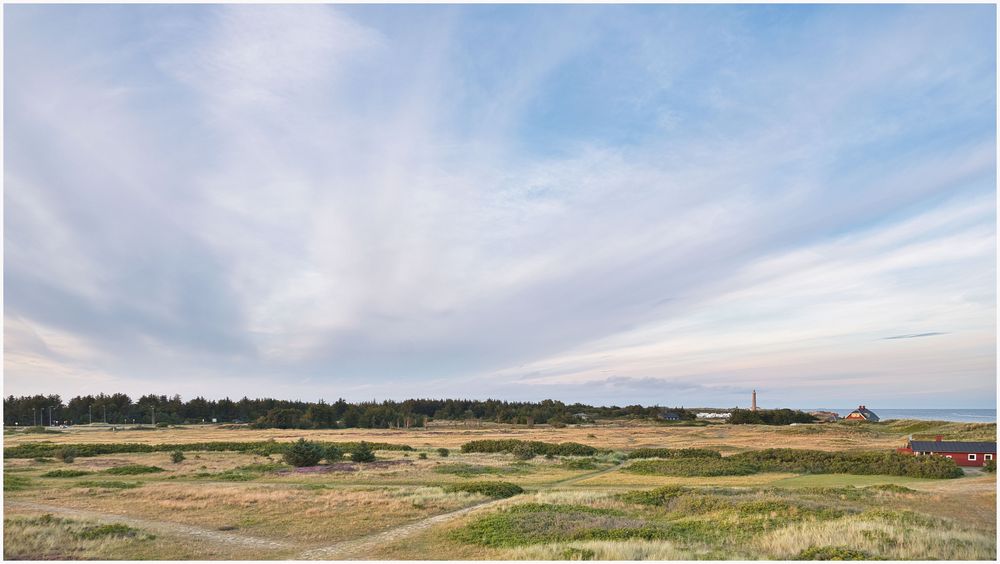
top-left (48, 406), bottom-right (53, 426)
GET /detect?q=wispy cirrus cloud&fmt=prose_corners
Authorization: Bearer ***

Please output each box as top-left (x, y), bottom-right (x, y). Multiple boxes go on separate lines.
top-left (4, 4), bottom-right (995, 408)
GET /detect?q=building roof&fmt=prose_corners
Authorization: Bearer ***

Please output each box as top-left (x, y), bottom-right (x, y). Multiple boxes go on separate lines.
top-left (909, 441), bottom-right (996, 454)
top-left (848, 406), bottom-right (879, 419)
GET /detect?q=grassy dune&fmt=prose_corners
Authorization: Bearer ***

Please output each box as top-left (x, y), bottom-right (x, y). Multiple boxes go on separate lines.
top-left (3, 421), bottom-right (995, 560)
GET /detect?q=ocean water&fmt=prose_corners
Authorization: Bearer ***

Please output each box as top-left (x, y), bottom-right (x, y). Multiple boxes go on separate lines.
top-left (810, 408), bottom-right (996, 423)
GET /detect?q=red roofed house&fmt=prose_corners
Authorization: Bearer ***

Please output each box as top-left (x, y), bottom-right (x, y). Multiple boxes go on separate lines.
top-left (897, 436), bottom-right (997, 467)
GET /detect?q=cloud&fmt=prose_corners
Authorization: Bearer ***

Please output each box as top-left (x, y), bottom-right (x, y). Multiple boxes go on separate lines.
top-left (4, 5), bottom-right (996, 407)
top-left (882, 333), bottom-right (947, 340)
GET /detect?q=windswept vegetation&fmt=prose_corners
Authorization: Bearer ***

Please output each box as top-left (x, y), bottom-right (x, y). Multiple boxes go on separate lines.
top-left (627, 448), bottom-right (722, 459)
top-left (461, 440), bottom-right (599, 457)
top-left (625, 449), bottom-right (964, 479)
top-left (4, 440), bottom-right (413, 459)
top-left (445, 481), bottom-right (525, 499)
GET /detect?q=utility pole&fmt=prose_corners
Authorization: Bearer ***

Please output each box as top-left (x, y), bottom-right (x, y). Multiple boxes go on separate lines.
top-left (48, 406), bottom-right (53, 427)
top-left (32, 408), bottom-right (36, 426)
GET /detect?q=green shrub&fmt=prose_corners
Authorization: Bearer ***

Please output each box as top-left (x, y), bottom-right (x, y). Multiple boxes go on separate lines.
top-left (627, 448), bottom-right (721, 459)
top-left (794, 546), bottom-right (876, 560)
top-left (445, 481), bottom-right (524, 498)
top-left (437, 448), bottom-right (450, 457)
top-left (323, 445), bottom-right (343, 463)
top-left (433, 463), bottom-right (523, 477)
top-left (561, 458), bottom-right (598, 470)
top-left (104, 465), bottom-right (165, 475)
top-left (561, 547), bottom-right (596, 560)
top-left (625, 458), bottom-right (758, 477)
top-left (983, 460), bottom-right (996, 473)
top-left (512, 443), bottom-right (537, 460)
top-left (170, 450), bottom-right (185, 464)
top-left (350, 441), bottom-right (377, 463)
top-left (22, 426), bottom-right (62, 434)
top-left (55, 447), bottom-right (77, 464)
top-left (4, 440), bottom-right (412, 459)
top-left (619, 485), bottom-right (689, 505)
top-left (865, 484), bottom-right (915, 494)
top-left (283, 438), bottom-right (324, 467)
top-left (41, 469), bottom-right (92, 478)
top-left (460, 439), bottom-right (598, 457)
top-left (418, 452), bottom-right (428, 460)
top-left (728, 449), bottom-right (963, 479)
top-left (75, 523), bottom-right (143, 540)
top-left (75, 480), bottom-right (141, 489)
top-left (451, 503), bottom-right (667, 547)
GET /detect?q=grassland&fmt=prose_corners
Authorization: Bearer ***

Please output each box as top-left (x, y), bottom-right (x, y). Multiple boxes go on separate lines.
top-left (3, 420), bottom-right (995, 560)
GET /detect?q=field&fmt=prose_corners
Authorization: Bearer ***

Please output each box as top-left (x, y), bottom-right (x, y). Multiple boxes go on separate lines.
top-left (3, 420), bottom-right (996, 560)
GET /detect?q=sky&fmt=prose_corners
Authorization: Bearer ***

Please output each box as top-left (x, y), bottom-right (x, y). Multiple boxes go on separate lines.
top-left (4, 4), bottom-right (997, 409)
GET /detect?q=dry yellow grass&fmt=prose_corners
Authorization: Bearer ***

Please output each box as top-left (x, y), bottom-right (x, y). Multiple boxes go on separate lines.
top-left (10, 419), bottom-right (983, 452)
top-left (13, 481), bottom-right (483, 543)
top-left (752, 514), bottom-right (996, 560)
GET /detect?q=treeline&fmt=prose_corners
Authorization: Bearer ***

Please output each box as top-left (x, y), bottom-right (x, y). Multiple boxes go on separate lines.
top-left (3, 394), bottom-right (696, 429)
top-left (728, 408), bottom-right (816, 425)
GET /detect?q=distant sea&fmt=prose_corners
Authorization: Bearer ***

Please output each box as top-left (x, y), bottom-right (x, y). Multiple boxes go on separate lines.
top-left (808, 408), bottom-right (996, 423)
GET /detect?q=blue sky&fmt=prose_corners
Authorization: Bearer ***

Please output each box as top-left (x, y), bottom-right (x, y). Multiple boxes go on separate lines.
top-left (4, 4), bottom-right (996, 408)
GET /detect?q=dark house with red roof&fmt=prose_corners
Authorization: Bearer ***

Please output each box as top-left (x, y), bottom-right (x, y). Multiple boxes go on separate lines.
top-left (898, 436), bottom-right (996, 467)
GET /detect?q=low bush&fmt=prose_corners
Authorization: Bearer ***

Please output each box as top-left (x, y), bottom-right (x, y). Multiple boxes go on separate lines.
top-left (437, 448), bottom-right (450, 457)
top-left (104, 465), bottom-right (165, 475)
top-left (619, 485), bottom-right (689, 505)
top-left (625, 449), bottom-right (963, 479)
top-left (170, 450), bottom-right (185, 464)
top-left (418, 452), bottom-right (428, 459)
top-left (75, 523), bottom-right (143, 540)
top-left (55, 447), bottom-right (77, 464)
top-left (283, 439), bottom-right (324, 467)
top-left (451, 503), bottom-right (667, 547)
top-left (627, 448), bottom-right (722, 459)
top-left (728, 449), bottom-right (963, 479)
top-left (75, 480), bottom-right (141, 489)
top-left (561, 458), bottom-right (599, 470)
top-left (625, 458), bottom-right (758, 477)
top-left (21, 426), bottom-right (63, 434)
top-left (512, 444), bottom-right (536, 461)
top-left (460, 440), bottom-right (598, 457)
top-left (350, 441), bottom-right (376, 463)
top-left (983, 460), bottom-right (995, 473)
top-left (560, 547), bottom-right (596, 560)
top-left (865, 484), bottom-right (915, 494)
top-left (794, 546), bottom-right (875, 560)
top-left (324, 445), bottom-right (343, 463)
top-left (41, 469), bottom-right (92, 478)
top-left (445, 481), bottom-right (524, 498)
top-left (4, 440), bottom-right (413, 459)
top-left (434, 463), bottom-right (523, 477)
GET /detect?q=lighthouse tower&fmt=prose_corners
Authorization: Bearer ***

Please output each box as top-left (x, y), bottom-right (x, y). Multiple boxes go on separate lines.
top-left (751, 390), bottom-right (757, 412)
